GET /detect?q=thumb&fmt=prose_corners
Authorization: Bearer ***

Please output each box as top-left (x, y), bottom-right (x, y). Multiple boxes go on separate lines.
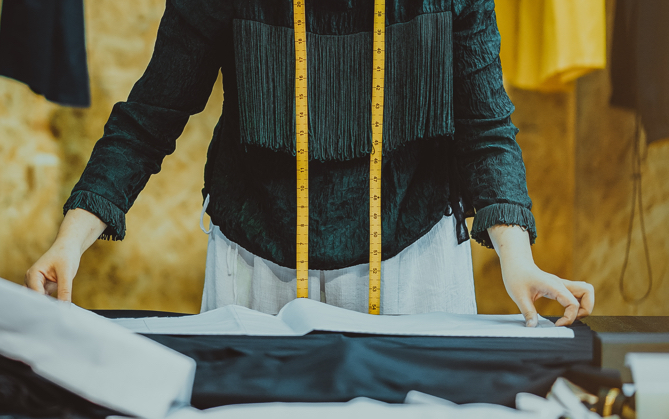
top-left (25, 269), bottom-right (46, 294)
top-left (56, 273), bottom-right (74, 303)
top-left (516, 296), bottom-right (538, 328)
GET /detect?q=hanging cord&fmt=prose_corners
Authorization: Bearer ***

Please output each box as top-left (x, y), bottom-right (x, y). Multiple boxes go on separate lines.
top-left (618, 114), bottom-right (653, 304)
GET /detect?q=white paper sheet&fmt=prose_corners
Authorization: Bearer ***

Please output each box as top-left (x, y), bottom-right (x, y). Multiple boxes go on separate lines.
top-left (110, 298), bottom-right (574, 338)
top-left (626, 353), bottom-right (669, 419)
top-left (0, 278), bottom-right (196, 419)
top-left (111, 305), bottom-right (298, 335)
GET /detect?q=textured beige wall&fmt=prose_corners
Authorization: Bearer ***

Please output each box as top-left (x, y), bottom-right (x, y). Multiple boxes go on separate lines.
top-left (572, 0), bottom-right (669, 315)
top-left (0, 0), bottom-right (218, 313)
top-left (574, 69), bottom-right (669, 316)
top-left (0, 81), bottom-right (62, 289)
top-left (1, 1), bottom-right (668, 315)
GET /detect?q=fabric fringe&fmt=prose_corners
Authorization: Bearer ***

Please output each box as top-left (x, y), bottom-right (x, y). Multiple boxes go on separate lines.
top-left (470, 203), bottom-right (537, 249)
top-left (384, 12), bottom-right (453, 148)
top-left (233, 12), bottom-right (453, 161)
top-left (63, 190), bottom-right (126, 241)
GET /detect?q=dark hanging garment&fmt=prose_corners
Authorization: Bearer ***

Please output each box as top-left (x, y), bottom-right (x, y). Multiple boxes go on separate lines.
top-left (0, 0), bottom-right (90, 107)
top-left (610, 0), bottom-right (669, 144)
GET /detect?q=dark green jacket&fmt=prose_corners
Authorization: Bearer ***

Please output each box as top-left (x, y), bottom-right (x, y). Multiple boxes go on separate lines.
top-left (65, 0), bottom-right (536, 270)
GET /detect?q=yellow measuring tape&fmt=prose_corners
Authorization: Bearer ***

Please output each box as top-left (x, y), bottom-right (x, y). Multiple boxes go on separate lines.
top-left (368, 0), bottom-right (385, 314)
top-left (293, 0), bottom-right (385, 315)
top-left (294, 0), bottom-right (309, 299)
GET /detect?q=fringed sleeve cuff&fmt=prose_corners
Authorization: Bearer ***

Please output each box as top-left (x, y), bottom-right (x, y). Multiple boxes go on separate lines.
top-left (63, 191), bottom-right (126, 241)
top-left (470, 203), bottom-right (537, 249)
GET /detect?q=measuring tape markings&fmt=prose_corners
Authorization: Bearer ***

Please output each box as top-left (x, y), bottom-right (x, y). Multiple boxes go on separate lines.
top-left (294, 0), bottom-right (309, 299)
top-left (369, 0), bottom-right (385, 315)
top-left (293, 1), bottom-right (386, 314)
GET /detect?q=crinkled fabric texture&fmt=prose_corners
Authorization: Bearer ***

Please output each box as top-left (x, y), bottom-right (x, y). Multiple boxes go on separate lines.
top-left (0, 355), bottom-right (118, 418)
top-left (65, 0), bottom-right (535, 269)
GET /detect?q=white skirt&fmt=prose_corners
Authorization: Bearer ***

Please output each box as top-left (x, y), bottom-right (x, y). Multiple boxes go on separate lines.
top-left (200, 208), bottom-right (477, 315)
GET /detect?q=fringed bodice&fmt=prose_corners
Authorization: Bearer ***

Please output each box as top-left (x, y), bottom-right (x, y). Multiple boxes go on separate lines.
top-left (234, 12), bottom-right (453, 161)
top-left (64, 0), bottom-right (537, 270)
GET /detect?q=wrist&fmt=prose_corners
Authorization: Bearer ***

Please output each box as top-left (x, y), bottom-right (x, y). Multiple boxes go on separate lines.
top-left (52, 236), bottom-right (88, 256)
top-left (488, 224), bottom-right (535, 265)
top-left (56, 208), bottom-right (107, 255)
top-left (499, 250), bottom-right (535, 267)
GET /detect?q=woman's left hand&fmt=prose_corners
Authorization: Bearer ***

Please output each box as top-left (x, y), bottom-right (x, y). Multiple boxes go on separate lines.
top-left (500, 259), bottom-right (595, 327)
top-left (487, 224), bottom-right (595, 327)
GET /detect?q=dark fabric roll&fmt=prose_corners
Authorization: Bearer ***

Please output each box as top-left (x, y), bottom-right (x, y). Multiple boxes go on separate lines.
top-left (0, 356), bottom-right (117, 418)
top-left (0, 0), bottom-right (90, 107)
top-left (610, 0), bottom-right (669, 144)
top-left (135, 314), bottom-right (592, 409)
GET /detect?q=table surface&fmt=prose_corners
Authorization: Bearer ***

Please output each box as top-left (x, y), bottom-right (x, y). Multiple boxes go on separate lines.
top-left (582, 316), bottom-right (669, 333)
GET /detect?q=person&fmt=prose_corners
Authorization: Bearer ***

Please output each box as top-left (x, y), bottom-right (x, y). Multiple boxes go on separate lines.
top-left (25, 0), bottom-right (594, 326)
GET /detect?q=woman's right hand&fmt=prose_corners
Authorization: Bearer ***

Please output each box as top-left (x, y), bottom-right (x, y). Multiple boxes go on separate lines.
top-left (25, 241), bottom-right (83, 302)
top-left (25, 208), bottom-right (108, 302)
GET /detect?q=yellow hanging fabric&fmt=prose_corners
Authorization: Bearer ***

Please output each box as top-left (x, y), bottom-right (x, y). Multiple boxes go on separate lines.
top-left (495, 0), bottom-right (607, 91)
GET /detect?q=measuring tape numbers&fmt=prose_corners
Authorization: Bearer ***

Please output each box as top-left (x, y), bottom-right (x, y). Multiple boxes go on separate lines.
top-left (293, 1), bottom-right (386, 314)
top-left (368, 0), bottom-right (385, 314)
top-left (293, 0), bottom-right (309, 299)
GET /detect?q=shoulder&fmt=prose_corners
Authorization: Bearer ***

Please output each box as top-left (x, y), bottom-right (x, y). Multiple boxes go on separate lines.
top-left (169, 0), bottom-right (234, 40)
top-left (452, 0), bottom-right (495, 18)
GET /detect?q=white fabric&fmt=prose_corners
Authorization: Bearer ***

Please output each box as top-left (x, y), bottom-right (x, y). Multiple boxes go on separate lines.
top-left (626, 353), bottom-right (669, 419)
top-left (0, 278), bottom-right (196, 419)
top-left (201, 214), bottom-right (476, 315)
top-left (109, 394), bottom-right (539, 419)
top-left (111, 298), bottom-right (574, 338)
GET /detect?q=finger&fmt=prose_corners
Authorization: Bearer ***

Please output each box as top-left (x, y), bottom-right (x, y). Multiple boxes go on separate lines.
top-left (563, 280), bottom-right (595, 319)
top-left (25, 269), bottom-right (46, 294)
top-left (515, 295), bottom-right (539, 328)
top-left (552, 284), bottom-right (580, 327)
top-left (44, 280), bottom-right (58, 296)
top-left (57, 274), bottom-right (74, 303)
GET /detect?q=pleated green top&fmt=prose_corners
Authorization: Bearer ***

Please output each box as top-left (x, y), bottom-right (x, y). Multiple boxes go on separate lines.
top-left (65, 0), bottom-right (536, 270)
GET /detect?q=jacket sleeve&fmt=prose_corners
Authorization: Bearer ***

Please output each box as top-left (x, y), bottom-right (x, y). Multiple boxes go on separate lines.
top-left (63, 1), bottom-right (223, 240)
top-left (452, 0), bottom-right (537, 248)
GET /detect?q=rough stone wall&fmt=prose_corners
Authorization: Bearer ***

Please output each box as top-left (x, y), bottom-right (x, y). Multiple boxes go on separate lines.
top-left (0, 80), bottom-right (62, 289)
top-left (574, 69), bottom-right (669, 315)
top-left (1, 0), bottom-right (667, 315)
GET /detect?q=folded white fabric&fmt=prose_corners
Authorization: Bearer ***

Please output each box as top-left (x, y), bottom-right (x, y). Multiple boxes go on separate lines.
top-left (517, 378), bottom-right (602, 419)
top-left (0, 278), bottom-right (196, 419)
top-left (111, 298), bottom-right (574, 338)
top-left (118, 396), bottom-right (539, 419)
top-left (626, 353), bottom-right (669, 419)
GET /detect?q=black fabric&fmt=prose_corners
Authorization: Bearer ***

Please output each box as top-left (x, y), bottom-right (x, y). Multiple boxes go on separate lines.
top-left (0, 356), bottom-right (118, 418)
top-left (147, 322), bottom-right (594, 409)
top-left (90, 309), bottom-right (187, 318)
top-left (610, 0), bottom-right (669, 144)
top-left (0, 309), bottom-right (595, 416)
top-left (0, 0), bottom-right (90, 107)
